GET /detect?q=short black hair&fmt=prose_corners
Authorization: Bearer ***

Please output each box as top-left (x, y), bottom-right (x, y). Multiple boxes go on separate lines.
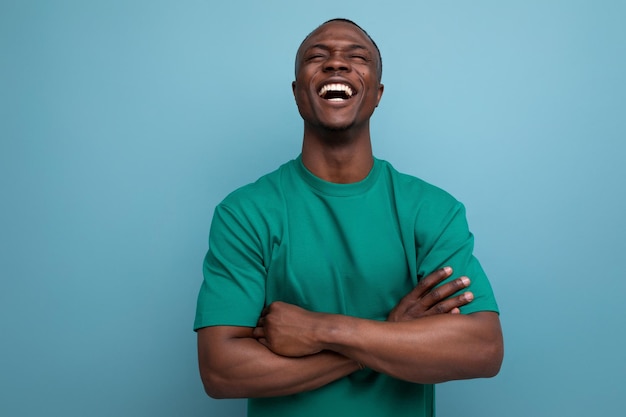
top-left (295, 18), bottom-right (383, 82)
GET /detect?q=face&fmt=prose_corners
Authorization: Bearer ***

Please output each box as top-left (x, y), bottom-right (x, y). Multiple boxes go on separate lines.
top-left (292, 21), bottom-right (384, 132)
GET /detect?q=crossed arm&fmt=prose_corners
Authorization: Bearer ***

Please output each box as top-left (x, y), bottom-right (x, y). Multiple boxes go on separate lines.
top-left (197, 267), bottom-right (503, 399)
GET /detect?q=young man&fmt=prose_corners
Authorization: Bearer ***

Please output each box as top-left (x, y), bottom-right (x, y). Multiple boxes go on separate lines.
top-left (195, 18), bottom-right (503, 417)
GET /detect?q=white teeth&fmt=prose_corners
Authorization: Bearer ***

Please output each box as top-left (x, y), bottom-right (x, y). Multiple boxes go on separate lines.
top-left (318, 83), bottom-right (354, 98)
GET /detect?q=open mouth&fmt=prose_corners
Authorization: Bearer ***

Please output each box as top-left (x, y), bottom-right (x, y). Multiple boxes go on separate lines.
top-left (318, 83), bottom-right (355, 102)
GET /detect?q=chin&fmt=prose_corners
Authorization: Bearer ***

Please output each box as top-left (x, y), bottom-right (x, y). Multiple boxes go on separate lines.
top-left (319, 119), bottom-right (356, 132)
top-left (325, 124), bottom-right (353, 132)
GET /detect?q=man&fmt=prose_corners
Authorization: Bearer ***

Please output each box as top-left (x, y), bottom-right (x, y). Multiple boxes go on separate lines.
top-left (194, 18), bottom-right (503, 417)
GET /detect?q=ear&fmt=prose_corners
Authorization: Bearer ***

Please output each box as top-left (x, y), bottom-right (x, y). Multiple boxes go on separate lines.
top-left (375, 83), bottom-right (384, 107)
top-left (292, 80), bottom-right (297, 97)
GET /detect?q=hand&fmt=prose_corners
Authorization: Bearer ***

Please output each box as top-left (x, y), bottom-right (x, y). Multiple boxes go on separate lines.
top-left (252, 301), bottom-right (325, 357)
top-left (387, 267), bottom-right (473, 322)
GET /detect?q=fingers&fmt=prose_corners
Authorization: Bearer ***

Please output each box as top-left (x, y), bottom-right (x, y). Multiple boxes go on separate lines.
top-left (256, 337), bottom-right (269, 349)
top-left (393, 267), bottom-right (452, 307)
top-left (388, 267), bottom-right (474, 321)
top-left (413, 266), bottom-right (455, 297)
top-left (402, 267), bottom-right (470, 305)
top-left (419, 275), bottom-right (471, 307)
top-left (423, 291), bottom-right (474, 316)
top-left (252, 326), bottom-right (264, 339)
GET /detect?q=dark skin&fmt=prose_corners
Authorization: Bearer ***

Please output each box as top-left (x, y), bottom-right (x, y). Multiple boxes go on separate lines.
top-left (197, 20), bottom-right (503, 399)
top-left (292, 21), bottom-right (384, 183)
top-left (198, 268), bottom-right (476, 398)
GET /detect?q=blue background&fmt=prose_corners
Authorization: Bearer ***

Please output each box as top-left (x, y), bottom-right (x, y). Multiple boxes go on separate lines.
top-left (2, 1), bottom-right (624, 416)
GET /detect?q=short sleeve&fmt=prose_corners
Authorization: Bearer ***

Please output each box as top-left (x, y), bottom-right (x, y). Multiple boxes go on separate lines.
top-left (193, 204), bottom-right (267, 330)
top-left (415, 202), bottom-right (499, 315)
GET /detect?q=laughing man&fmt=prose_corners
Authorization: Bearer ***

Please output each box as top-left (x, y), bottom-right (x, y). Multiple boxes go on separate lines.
top-left (194, 18), bottom-right (503, 417)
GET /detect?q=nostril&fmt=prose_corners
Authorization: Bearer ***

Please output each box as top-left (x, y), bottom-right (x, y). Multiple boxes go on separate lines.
top-left (323, 55), bottom-right (351, 72)
top-left (324, 63), bottom-right (350, 72)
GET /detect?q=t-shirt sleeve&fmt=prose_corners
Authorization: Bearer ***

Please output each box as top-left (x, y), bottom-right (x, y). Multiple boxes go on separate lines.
top-left (415, 201), bottom-right (499, 315)
top-left (193, 203), bottom-right (267, 330)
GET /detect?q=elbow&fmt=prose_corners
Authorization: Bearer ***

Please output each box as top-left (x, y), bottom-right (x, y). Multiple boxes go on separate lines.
top-left (202, 379), bottom-right (227, 400)
top-left (200, 370), bottom-right (244, 399)
top-left (479, 335), bottom-right (504, 378)
top-left (197, 326), bottom-right (258, 399)
top-left (470, 311), bottom-right (504, 379)
top-left (201, 372), bottom-right (225, 399)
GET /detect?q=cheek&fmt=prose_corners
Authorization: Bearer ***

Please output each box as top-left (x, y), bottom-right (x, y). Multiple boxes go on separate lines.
top-left (295, 90), bottom-right (314, 113)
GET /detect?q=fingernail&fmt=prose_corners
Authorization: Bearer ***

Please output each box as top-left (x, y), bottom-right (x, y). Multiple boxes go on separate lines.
top-left (464, 292), bottom-right (474, 301)
top-left (443, 266), bottom-right (452, 274)
top-left (461, 277), bottom-right (470, 286)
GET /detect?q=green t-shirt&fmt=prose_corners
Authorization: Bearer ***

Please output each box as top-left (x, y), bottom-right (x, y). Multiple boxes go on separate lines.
top-left (195, 156), bottom-right (498, 417)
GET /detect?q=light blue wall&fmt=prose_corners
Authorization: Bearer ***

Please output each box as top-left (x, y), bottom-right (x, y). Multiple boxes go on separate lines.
top-left (1, 1), bottom-right (624, 416)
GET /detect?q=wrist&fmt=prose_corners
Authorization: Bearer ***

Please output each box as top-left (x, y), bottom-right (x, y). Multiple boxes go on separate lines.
top-left (315, 313), bottom-right (360, 353)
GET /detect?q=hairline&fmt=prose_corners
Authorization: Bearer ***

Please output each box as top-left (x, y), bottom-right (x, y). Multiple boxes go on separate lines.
top-left (295, 18), bottom-right (383, 82)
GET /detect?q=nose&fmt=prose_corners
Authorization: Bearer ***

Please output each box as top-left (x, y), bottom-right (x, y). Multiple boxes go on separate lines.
top-left (323, 53), bottom-right (351, 73)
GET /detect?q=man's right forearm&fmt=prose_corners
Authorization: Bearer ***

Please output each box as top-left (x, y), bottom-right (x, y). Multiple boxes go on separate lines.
top-left (197, 325), bottom-right (360, 399)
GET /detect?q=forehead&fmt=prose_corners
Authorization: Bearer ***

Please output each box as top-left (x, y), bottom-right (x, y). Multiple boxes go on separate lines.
top-left (299, 21), bottom-right (376, 54)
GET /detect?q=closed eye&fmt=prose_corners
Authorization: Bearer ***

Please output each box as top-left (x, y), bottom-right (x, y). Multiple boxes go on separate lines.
top-left (350, 54), bottom-right (368, 61)
top-left (305, 54), bottom-right (326, 62)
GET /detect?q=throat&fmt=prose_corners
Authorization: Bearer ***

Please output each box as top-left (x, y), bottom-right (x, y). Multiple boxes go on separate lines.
top-left (302, 149), bottom-right (374, 184)
top-left (301, 131), bottom-right (374, 183)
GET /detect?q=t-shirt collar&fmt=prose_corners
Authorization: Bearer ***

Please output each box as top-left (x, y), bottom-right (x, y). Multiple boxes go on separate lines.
top-left (294, 154), bottom-right (381, 197)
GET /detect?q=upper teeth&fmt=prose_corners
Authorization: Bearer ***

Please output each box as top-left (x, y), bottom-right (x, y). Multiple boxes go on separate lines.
top-left (318, 83), bottom-right (354, 98)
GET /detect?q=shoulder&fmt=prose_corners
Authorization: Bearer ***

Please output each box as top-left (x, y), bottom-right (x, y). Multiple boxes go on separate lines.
top-left (215, 159), bottom-right (295, 226)
top-left (377, 159), bottom-right (460, 210)
top-left (222, 160), bottom-right (292, 205)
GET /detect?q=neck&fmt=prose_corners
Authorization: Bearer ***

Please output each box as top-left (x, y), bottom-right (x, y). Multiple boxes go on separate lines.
top-left (300, 125), bottom-right (374, 183)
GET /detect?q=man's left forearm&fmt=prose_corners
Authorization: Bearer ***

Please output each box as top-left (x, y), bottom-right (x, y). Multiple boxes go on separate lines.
top-left (319, 310), bottom-right (503, 383)
top-left (256, 303), bottom-right (502, 384)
